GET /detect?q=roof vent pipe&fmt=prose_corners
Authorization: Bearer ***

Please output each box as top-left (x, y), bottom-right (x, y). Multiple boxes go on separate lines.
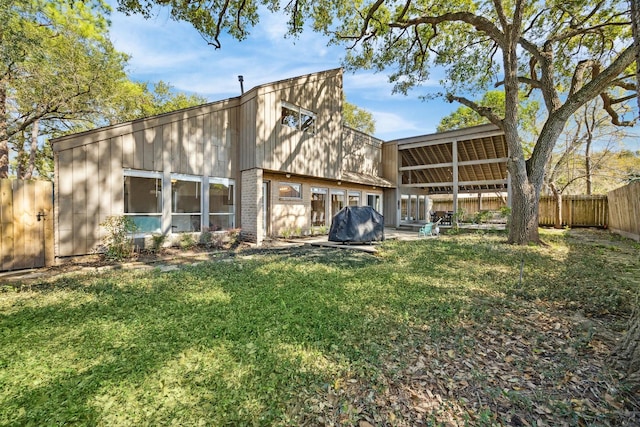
top-left (238, 75), bottom-right (244, 95)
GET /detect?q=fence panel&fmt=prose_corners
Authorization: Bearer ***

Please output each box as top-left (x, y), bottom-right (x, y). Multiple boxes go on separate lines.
top-left (608, 182), bottom-right (640, 241)
top-left (430, 194), bottom-right (608, 227)
top-left (0, 179), bottom-right (54, 271)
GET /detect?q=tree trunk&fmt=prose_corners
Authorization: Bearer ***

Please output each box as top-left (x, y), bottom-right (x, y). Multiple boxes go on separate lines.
top-left (508, 172), bottom-right (540, 244)
top-left (549, 182), bottom-right (563, 229)
top-left (0, 81), bottom-right (9, 179)
top-left (631, 0), bottom-right (640, 119)
top-left (23, 118), bottom-right (39, 180)
top-left (615, 307), bottom-right (640, 393)
top-left (585, 137), bottom-right (592, 195)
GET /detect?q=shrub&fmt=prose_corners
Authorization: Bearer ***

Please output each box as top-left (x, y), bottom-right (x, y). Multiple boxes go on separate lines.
top-left (150, 233), bottom-right (167, 254)
top-left (281, 227), bottom-right (293, 239)
top-left (473, 210), bottom-right (493, 224)
top-left (99, 216), bottom-right (138, 261)
top-left (179, 233), bottom-right (197, 250)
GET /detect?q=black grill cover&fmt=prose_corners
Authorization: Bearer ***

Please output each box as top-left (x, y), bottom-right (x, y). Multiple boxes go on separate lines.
top-left (328, 206), bottom-right (385, 243)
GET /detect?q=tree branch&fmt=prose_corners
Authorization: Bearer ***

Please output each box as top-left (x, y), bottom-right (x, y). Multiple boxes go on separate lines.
top-left (389, 11), bottom-right (506, 47)
top-left (600, 92), bottom-right (636, 126)
top-left (445, 93), bottom-right (504, 129)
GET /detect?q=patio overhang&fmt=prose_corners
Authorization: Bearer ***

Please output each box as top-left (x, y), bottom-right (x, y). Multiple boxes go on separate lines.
top-left (392, 124), bottom-right (509, 196)
top-left (340, 170), bottom-right (396, 188)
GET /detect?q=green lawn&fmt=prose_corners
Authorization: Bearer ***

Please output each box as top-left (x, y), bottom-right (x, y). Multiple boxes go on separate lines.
top-left (1, 229), bottom-right (639, 425)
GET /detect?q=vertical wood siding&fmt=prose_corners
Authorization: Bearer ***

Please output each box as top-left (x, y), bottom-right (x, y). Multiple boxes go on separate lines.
top-left (249, 69), bottom-right (343, 178)
top-left (342, 127), bottom-right (383, 176)
top-left (53, 100), bottom-right (239, 257)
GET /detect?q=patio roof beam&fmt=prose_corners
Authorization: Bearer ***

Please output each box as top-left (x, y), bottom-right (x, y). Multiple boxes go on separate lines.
top-left (399, 157), bottom-right (509, 172)
top-left (401, 178), bottom-right (508, 188)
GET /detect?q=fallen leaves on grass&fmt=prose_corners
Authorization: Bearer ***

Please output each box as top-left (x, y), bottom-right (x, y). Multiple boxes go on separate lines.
top-left (296, 301), bottom-right (639, 426)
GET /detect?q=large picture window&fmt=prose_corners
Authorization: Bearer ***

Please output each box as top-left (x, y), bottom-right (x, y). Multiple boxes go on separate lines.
top-left (281, 102), bottom-right (316, 134)
top-left (124, 171), bottom-right (162, 233)
top-left (209, 178), bottom-right (235, 231)
top-left (171, 175), bottom-right (202, 232)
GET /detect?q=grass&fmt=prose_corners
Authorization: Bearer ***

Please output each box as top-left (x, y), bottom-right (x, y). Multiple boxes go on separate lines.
top-left (1, 228), bottom-right (639, 425)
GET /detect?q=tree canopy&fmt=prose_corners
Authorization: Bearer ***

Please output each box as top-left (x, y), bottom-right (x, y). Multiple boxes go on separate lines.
top-left (1, 0), bottom-right (208, 179)
top-left (343, 97), bottom-right (376, 135)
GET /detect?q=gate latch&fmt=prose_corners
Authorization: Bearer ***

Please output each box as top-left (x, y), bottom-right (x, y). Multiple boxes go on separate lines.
top-left (37, 211), bottom-right (46, 221)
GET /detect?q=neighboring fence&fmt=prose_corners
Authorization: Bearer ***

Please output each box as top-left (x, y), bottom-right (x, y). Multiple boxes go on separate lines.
top-left (608, 181), bottom-right (640, 241)
top-left (0, 179), bottom-right (54, 271)
top-left (431, 194), bottom-right (609, 227)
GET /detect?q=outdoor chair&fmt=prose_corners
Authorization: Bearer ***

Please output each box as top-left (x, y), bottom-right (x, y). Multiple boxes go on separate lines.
top-left (418, 218), bottom-right (441, 237)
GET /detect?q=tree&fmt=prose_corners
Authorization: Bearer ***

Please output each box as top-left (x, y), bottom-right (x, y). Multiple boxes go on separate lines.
top-left (633, 0), bottom-right (640, 118)
top-left (1, 0), bottom-right (130, 179)
top-left (116, 0), bottom-right (637, 245)
top-left (103, 80), bottom-right (209, 125)
top-left (343, 96), bottom-right (376, 134)
top-left (2, 1), bottom-right (208, 180)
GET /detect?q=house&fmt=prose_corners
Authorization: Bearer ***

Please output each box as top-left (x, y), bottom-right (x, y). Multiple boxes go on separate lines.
top-left (51, 68), bottom-right (399, 257)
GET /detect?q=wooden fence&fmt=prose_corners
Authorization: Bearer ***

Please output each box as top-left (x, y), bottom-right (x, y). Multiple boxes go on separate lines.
top-left (0, 179), bottom-right (54, 271)
top-left (607, 181), bottom-right (640, 241)
top-left (431, 194), bottom-right (609, 227)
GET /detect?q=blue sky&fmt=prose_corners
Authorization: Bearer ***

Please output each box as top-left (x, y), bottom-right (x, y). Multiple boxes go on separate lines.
top-left (106, 3), bottom-right (639, 148)
top-left (106, 3), bottom-right (458, 141)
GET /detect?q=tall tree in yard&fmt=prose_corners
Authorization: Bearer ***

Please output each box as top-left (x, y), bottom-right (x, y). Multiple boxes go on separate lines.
top-left (118, 0), bottom-right (637, 245)
top-left (615, 0), bottom-right (640, 395)
top-left (0, 0), bottom-right (129, 179)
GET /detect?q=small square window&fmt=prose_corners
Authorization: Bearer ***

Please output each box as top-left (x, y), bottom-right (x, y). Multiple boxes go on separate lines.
top-left (281, 105), bottom-right (300, 129)
top-left (281, 102), bottom-right (316, 134)
top-left (279, 182), bottom-right (302, 199)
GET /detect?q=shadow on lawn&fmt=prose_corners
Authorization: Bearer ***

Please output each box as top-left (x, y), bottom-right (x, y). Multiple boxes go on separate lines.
top-left (1, 251), bottom-right (452, 425)
top-left (2, 230), bottom-right (638, 425)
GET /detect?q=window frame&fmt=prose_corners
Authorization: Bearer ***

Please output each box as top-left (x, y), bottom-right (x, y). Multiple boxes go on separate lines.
top-left (171, 173), bottom-right (203, 233)
top-left (280, 101), bottom-right (316, 135)
top-left (208, 177), bottom-right (236, 231)
top-left (278, 182), bottom-right (302, 200)
top-left (348, 190), bottom-right (361, 206)
top-left (123, 169), bottom-right (163, 234)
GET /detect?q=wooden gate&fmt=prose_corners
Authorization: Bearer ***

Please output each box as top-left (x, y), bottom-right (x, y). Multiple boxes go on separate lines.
top-left (0, 179), bottom-right (54, 271)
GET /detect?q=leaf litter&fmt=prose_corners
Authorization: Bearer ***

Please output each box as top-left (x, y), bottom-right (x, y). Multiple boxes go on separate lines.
top-left (295, 299), bottom-right (639, 426)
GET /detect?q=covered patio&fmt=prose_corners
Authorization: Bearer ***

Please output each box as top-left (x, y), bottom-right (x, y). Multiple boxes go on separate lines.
top-left (389, 124), bottom-right (510, 227)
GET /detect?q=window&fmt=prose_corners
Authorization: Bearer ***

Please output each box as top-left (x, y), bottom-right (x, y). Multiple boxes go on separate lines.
top-left (311, 187), bottom-right (327, 226)
top-left (331, 189), bottom-right (345, 219)
top-left (124, 171), bottom-right (162, 233)
top-left (367, 194), bottom-right (382, 213)
top-left (171, 175), bottom-right (202, 232)
top-left (281, 102), bottom-right (316, 134)
top-left (279, 182), bottom-right (302, 199)
top-left (209, 178), bottom-right (235, 231)
top-left (348, 191), bottom-right (361, 206)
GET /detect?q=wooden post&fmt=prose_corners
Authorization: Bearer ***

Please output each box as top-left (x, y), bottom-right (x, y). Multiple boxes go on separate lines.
top-left (452, 139), bottom-right (459, 223)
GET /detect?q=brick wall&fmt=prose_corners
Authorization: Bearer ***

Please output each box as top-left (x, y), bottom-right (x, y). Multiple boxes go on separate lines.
top-left (240, 168), bottom-right (263, 244)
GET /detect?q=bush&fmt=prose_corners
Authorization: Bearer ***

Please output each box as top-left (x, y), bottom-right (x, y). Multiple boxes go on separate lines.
top-left (99, 216), bottom-right (138, 261)
top-left (179, 233), bottom-right (197, 250)
top-left (150, 233), bottom-right (167, 254)
top-left (473, 210), bottom-right (493, 224)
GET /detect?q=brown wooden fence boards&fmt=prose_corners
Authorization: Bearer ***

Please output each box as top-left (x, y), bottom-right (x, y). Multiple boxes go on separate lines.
top-left (608, 182), bottom-right (640, 241)
top-left (431, 194), bottom-right (609, 227)
top-left (0, 179), bottom-right (54, 271)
